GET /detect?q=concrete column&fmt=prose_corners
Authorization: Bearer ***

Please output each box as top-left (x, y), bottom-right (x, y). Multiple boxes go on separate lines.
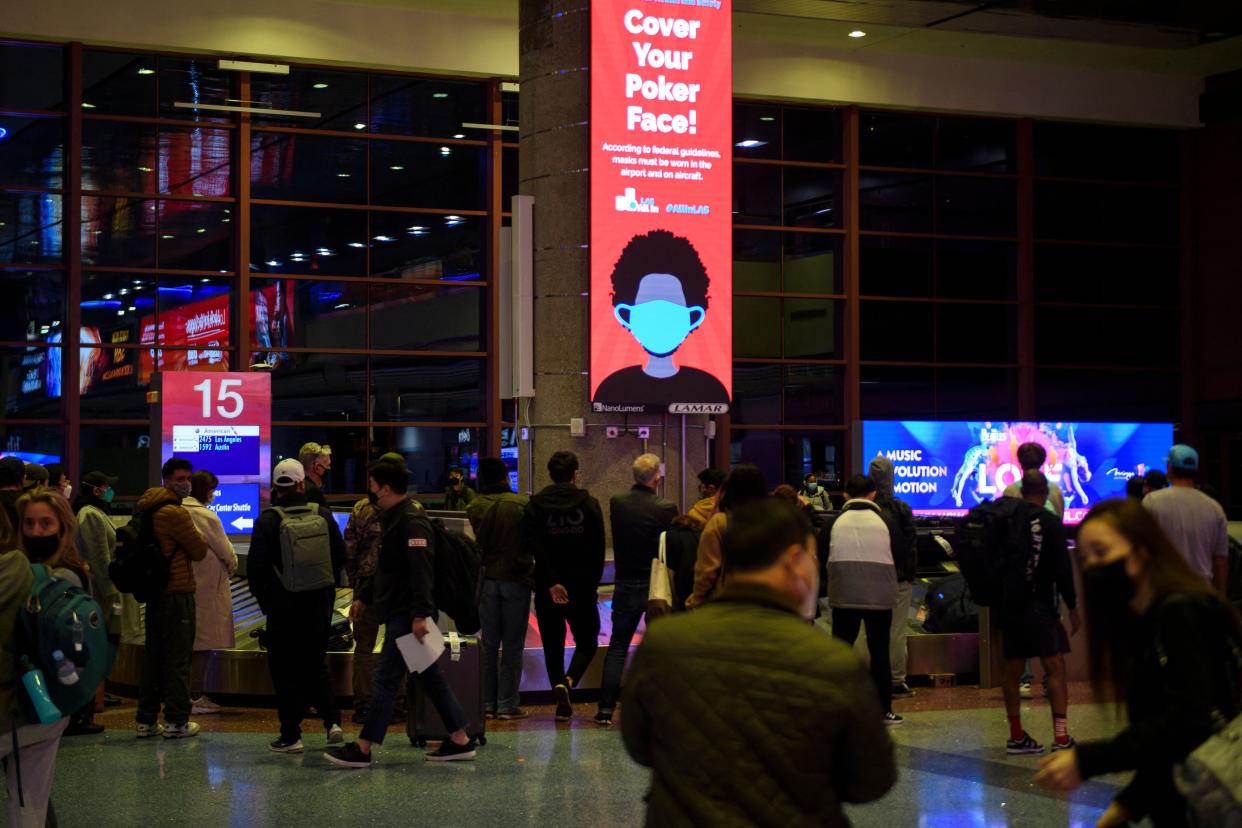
top-left (517, 0), bottom-right (709, 536)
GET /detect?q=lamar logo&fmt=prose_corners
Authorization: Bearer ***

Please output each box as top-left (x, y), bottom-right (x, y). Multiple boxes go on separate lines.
top-left (615, 187), bottom-right (660, 214)
top-left (669, 403), bottom-right (729, 414)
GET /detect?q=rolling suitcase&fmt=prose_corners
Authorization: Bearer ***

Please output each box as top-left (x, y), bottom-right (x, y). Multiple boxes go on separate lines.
top-left (406, 631), bottom-right (488, 747)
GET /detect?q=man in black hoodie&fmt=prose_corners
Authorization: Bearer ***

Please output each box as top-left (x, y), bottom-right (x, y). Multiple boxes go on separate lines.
top-left (869, 455), bottom-right (918, 698)
top-left (248, 458), bottom-right (347, 753)
top-left (522, 451), bottom-right (606, 723)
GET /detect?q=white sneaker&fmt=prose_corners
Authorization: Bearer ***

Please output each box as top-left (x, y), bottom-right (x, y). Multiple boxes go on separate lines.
top-left (136, 722), bottom-right (165, 739)
top-left (191, 696), bottom-right (222, 715)
top-left (1019, 682), bottom-right (1033, 700)
top-left (163, 721), bottom-right (201, 739)
top-left (326, 724), bottom-right (344, 744)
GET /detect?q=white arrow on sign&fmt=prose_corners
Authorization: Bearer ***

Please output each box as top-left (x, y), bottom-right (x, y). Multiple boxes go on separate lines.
top-left (231, 516), bottom-right (254, 531)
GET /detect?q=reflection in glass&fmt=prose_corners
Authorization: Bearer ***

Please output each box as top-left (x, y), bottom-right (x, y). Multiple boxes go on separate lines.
top-left (370, 283), bottom-right (483, 351)
top-left (732, 164), bottom-right (779, 225)
top-left (0, 116), bottom-right (63, 189)
top-left (0, 44), bottom-right (65, 111)
top-left (784, 167), bottom-right (841, 228)
top-left (784, 234), bottom-right (840, 294)
top-left (731, 363), bottom-right (781, 424)
top-left (733, 296), bottom-right (780, 358)
top-left (251, 205), bottom-right (367, 276)
top-left (859, 172), bottom-right (932, 233)
top-left (371, 355), bottom-right (485, 421)
top-left (83, 51), bottom-right (157, 116)
top-left (250, 132), bottom-right (366, 203)
top-left (270, 353), bottom-right (367, 422)
top-left (159, 57), bottom-right (233, 123)
top-left (733, 230), bottom-right (780, 292)
top-left (0, 271), bottom-right (64, 343)
top-left (732, 103), bottom-right (780, 160)
top-left (80, 424), bottom-right (148, 498)
top-left (251, 278), bottom-right (367, 350)
top-left (77, 347), bottom-right (148, 419)
top-left (251, 69), bottom-right (367, 132)
top-left (271, 425), bottom-right (369, 495)
top-left (158, 201), bottom-right (234, 271)
top-left (1, 347), bottom-right (62, 418)
top-left (783, 298), bottom-right (840, 359)
top-left (1, 192), bottom-right (63, 264)
top-left (370, 76), bottom-right (487, 137)
top-left (370, 142), bottom-right (485, 210)
top-left (0, 421), bottom-right (63, 468)
top-left (83, 123), bottom-right (231, 197)
top-left (369, 213), bottom-right (485, 280)
top-left (784, 107), bottom-right (842, 163)
top-left (371, 426), bottom-right (484, 495)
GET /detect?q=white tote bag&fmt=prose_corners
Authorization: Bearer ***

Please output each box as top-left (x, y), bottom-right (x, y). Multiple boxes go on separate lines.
top-left (647, 531), bottom-right (676, 619)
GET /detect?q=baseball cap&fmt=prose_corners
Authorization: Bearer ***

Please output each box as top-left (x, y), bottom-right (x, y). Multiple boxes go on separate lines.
top-left (273, 458), bottom-right (306, 486)
top-left (0, 456), bottom-right (26, 488)
top-left (1168, 444), bottom-right (1199, 472)
top-left (82, 471), bottom-right (119, 489)
top-left (23, 463), bottom-right (48, 490)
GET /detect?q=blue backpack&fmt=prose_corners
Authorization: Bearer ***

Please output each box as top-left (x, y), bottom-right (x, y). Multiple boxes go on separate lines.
top-left (18, 564), bottom-right (114, 719)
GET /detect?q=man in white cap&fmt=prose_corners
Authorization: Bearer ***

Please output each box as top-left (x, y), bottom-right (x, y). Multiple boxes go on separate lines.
top-left (247, 458), bottom-right (347, 753)
top-left (1144, 444), bottom-right (1230, 597)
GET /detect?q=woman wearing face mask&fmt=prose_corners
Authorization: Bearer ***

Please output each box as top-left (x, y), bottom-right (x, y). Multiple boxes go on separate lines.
top-left (1034, 499), bottom-right (1242, 827)
top-left (798, 474), bottom-right (832, 514)
top-left (183, 470), bottom-right (237, 716)
top-left (0, 504), bottom-right (69, 827)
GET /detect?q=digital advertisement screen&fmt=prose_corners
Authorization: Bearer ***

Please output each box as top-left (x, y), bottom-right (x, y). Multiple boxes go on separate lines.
top-left (159, 372), bottom-right (272, 537)
top-left (589, 0), bottom-right (732, 415)
top-left (861, 421), bottom-right (1175, 523)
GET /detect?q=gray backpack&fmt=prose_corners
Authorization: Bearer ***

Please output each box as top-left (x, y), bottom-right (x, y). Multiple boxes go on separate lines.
top-left (270, 505), bottom-right (334, 592)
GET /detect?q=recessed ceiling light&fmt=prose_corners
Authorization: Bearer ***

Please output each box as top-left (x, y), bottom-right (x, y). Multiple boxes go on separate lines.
top-left (347, 242), bottom-right (365, 248)
top-left (118, 288), bottom-right (129, 295)
top-left (137, 68), bottom-right (155, 75)
top-left (373, 235), bottom-right (395, 242)
top-left (336, 172), bottom-right (351, 178)
top-left (312, 83), bottom-right (329, 89)
top-left (161, 234), bottom-right (174, 239)
top-left (759, 116), bottom-right (775, 122)
top-left (848, 30), bottom-right (867, 38)
top-left (390, 165), bottom-right (404, 171)
top-left (432, 92), bottom-right (449, 99)
top-left (102, 293), bottom-right (113, 300)
top-left (196, 227), bottom-right (206, 233)
top-left (353, 123), bottom-right (366, 130)
top-left (138, 166), bottom-right (153, 172)
top-left (453, 133), bottom-right (465, 139)
top-left (81, 102), bottom-right (96, 109)
top-left (440, 147), bottom-right (451, 156)
top-left (735, 139), bottom-right (767, 148)
top-left (266, 259), bottom-right (281, 267)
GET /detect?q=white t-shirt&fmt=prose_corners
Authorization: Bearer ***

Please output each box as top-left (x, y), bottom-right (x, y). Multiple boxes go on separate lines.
top-left (1144, 486), bottom-right (1229, 583)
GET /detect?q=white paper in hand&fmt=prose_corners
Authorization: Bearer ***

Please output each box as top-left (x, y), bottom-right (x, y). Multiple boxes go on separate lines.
top-left (395, 619), bottom-right (446, 674)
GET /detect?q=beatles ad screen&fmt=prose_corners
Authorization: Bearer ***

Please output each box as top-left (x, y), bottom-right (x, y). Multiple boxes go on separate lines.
top-left (861, 421), bottom-right (1174, 523)
top-left (589, 0), bottom-right (732, 415)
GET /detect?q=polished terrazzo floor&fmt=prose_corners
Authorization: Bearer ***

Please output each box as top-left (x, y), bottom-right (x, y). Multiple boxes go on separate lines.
top-left (42, 684), bottom-right (1131, 827)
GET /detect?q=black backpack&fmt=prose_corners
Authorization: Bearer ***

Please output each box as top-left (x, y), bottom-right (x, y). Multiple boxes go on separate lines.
top-left (108, 502), bottom-right (172, 603)
top-left (954, 497), bottom-right (1028, 607)
top-left (922, 573), bottom-right (979, 633)
top-left (412, 512), bottom-right (484, 635)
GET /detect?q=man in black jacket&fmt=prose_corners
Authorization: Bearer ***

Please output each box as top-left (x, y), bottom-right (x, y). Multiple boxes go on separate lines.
top-left (597, 453), bottom-right (677, 726)
top-left (247, 458), bottom-right (347, 753)
top-left (325, 458), bottom-right (476, 768)
top-left (869, 455), bottom-right (918, 698)
top-left (522, 451), bottom-right (606, 722)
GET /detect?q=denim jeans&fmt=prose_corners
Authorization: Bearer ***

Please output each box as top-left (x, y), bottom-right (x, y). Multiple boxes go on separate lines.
top-left (359, 614), bottom-right (466, 746)
top-left (598, 579), bottom-right (648, 714)
top-left (479, 578), bottom-right (531, 713)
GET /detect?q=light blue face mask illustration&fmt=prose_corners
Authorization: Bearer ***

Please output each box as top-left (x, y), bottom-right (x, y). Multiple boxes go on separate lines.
top-left (614, 273), bottom-right (706, 357)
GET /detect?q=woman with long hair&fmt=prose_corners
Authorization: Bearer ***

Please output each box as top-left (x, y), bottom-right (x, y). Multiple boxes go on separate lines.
top-left (183, 470), bottom-right (237, 716)
top-left (1034, 498), bottom-right (1242, 827)
top-left (685, 464), bottom-right (769, 608)
top-left (0, 504), bottom-right (70, 826)
top-left (18, 491), bottom-right (104, 737)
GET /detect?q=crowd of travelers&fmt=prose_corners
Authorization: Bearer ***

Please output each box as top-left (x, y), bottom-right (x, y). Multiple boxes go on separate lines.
top-left (0, 437), bottom-right (1238, 827)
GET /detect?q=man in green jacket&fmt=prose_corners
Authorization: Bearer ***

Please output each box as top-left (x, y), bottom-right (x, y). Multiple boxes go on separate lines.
top-left (621, 498), bottom-right (896, 827)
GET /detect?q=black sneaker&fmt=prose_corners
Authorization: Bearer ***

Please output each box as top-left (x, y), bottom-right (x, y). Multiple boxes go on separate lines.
top-left (324, 742), bottom-right (372, 768)
top-left (1006, 732), bottom-right (1045, 755)
top-left (891, 683), bottom-right (915, 698)
top-left (425, 739), bottom-right (477, 762)
top-left (883, 712), bottom-right (904, 726)
top-left (593, 712), bottom-right (613, 727)
top-left (1051, 736), bottom-right (1077, 753)
top-left (270, 737), bottom-right (304, 753)
top-left (553, 683), bottom-right (573, 721)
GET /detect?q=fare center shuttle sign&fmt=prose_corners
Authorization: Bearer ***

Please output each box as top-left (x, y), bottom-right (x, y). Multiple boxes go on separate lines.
top-left (590, 1), bottom-right (732, 416)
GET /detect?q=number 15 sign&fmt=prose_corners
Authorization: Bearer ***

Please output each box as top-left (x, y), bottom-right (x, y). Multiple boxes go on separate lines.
top-left (155, 371), bottom-right (272, 536)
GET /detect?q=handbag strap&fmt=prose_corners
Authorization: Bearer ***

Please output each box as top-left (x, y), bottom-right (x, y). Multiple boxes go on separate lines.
top-left (658, 531), bottom-right (667, 565)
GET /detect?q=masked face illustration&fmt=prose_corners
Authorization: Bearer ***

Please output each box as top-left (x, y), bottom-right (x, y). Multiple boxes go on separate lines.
top-left (613, 273), bottom-right (705, 357)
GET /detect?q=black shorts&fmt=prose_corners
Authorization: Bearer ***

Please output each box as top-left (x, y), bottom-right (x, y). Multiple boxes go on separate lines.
top-left (1001, 606), bottom-right (1070, 660)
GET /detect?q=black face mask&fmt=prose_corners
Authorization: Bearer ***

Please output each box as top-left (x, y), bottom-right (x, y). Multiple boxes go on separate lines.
top-left (23, 534), bottom-right (59, 562)
top-left (1084, 559), bottom-right (1136, 615)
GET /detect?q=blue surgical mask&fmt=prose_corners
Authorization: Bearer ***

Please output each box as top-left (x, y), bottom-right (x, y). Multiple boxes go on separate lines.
top-left (100, 487), bottom-right (115, 504)
top-left (614, 300), bottom-right (705, 356)
top-left (807, 482), bottom-right (818, 493)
